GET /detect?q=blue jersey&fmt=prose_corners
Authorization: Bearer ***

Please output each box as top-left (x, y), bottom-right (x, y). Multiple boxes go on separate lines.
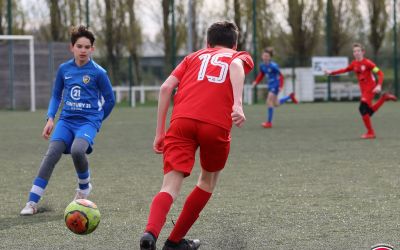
top-left (47, 59), bottom-right (115, 130)
top-left (259, 61), bottom-right (281, 87)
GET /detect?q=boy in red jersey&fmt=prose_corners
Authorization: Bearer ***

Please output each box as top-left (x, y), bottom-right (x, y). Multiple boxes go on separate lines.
top-left (139, 21), bottom-right (254, 250)
top-left (325, 43), bottom-right (396, 139)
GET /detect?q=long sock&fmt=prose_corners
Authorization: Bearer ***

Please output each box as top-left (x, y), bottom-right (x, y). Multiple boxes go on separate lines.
top-left (77, 169), bottom-right (90, 190)
top-left (279, 95), bottom-right (291, 104)
top-left (362, 114), bottom-right (374, 133)
top-left (168, 186), bottom-right (212, 243)
top-left (372, 96), bottom-right (386, 112)
top-left (267, 107), bottom-right (274, 123)
top-left (145, 192), bottom-right (174, 239)
top-left (28, 177), bottom-right (48, 203)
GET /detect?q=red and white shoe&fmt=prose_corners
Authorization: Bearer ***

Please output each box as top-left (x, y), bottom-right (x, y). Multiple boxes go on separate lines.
top-left (383, 93), bottom-right (397, 102)
top-left (361, 132), bottom-right (376, 139)
top-left (20, 201), bottom-right (38, 216)
top-left (261, 122), bottom-right (272, 128)
top-left (289, 93), bottom-right (298, 104)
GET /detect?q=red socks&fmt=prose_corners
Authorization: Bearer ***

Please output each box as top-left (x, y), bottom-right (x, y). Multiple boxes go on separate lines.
top-left (145, 192), bottom-right (174, 238)
top-left (168, 186), bottom-right (212, 243)
top-left (362, 114), bottom-right (374, 134)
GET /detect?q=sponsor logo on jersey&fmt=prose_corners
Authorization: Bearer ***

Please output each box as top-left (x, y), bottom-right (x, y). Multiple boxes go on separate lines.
top-left (83, 75), bottom-right (90, 84)
top-left (361, 65), bottom-right (366, 71)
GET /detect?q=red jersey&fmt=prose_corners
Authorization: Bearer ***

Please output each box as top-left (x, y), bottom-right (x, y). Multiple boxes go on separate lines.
top-left (331, 58), bottom-right (383, 92)
top-left (170, 47), bottom-right (254, 130)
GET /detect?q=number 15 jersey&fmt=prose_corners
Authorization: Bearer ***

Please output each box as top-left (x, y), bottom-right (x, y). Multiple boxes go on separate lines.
top-left (170, 47), bottom-right (254, 130)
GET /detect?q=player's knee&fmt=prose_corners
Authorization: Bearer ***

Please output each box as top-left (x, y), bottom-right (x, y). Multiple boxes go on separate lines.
top-left (359, 102), bottom-right (374, 116)
top-left (71, 145), bottom-right (85, 159)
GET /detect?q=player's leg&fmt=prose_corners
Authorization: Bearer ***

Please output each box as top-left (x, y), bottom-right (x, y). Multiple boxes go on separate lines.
top-left (262, 92), bottom-right (276, 128)
top-left (21, 120), bottom-right (73, 215)
top-left (141, 118), bottom-right (197, 250)
top-left (359, 99), bottom-right (375, 139)
top-left (371, 92), bottom-right (397, 113)
top-left (163, 122), bottom-right (229, 249)
top-left (73, 123), bottom-right (98, 200)
top-left (20, 140), bottom-right (67, 215)
top-left (279, 92), bottom-right (298, 104)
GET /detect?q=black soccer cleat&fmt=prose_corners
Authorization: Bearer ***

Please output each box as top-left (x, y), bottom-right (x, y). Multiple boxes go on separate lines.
top-left (162, 238), bottom-right (201, 250)
top-left (140, 232), bottom-right (157, 250)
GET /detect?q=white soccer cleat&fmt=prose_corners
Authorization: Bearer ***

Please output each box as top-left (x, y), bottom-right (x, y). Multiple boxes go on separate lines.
top-left (74, 183), bottom-right (93, 200)
top-left (20, 201), bottom-right (38, 216)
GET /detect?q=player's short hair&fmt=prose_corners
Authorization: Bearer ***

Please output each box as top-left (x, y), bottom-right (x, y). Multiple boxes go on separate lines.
top-left (263, 47), bottom-right (274, 57)
top-left (70, 25), bottom-right (95, 46)
top-left (207, 21), bottom-right (238, 48)
top-left (352, 43), bottom-right (365, 51)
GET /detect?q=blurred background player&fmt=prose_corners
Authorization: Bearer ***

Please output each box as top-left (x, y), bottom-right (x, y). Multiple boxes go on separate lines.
top-left (325, 43), bottom-right (397, 139)
top-left (20, 26), bottom-right (115, 215)
top-left (139, 21), bottom-right (254, 250)
top-left (252, 47), bottom-right (298, 128)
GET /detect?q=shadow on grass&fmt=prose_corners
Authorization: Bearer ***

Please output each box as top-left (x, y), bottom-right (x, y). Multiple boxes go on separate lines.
top-left (0, 206), bottom-right (63, 231)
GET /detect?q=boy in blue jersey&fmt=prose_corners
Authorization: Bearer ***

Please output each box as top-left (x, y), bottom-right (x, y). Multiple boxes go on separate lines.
top-left (252, 48), bottom-right (298, 128)
top-left (20, 26), bottom-right (115, 215)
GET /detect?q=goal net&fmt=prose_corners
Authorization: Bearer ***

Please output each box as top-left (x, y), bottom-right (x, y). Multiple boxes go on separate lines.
top-left (0, 35), bottom-right (36, 111)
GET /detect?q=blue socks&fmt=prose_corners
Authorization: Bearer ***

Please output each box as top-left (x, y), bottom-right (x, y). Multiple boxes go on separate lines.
top-left (77, 169), bottom-right (90, 190)
top-left (279, 95), bottom-right (291, 105)
top-left (267, 107), bottom-right (274, 123)
top-left (29, 177), bottom-right (48, 203)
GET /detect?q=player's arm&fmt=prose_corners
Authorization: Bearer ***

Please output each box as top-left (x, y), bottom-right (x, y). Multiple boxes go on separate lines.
top-left (325, 64), bottom-right (352, 76)
top-left (43, 67), bottom-right (64, 139)
top-left (230, 58), bottom-right (246, 128)
top-left (252, 71), bottom-right (265, 87)
top-left (98, 72), bottom-right (116, 121)
top-left (153, 75), bottom-right (179, 153)
top-left (372, 65), bottom-right (384, 93)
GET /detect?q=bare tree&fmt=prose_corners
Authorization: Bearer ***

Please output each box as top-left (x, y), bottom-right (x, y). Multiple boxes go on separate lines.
top-left (48, 0), bottom-right (63, 41)
top-left (104, 0), bottom-right (117, 84)
top-left (326, 0), bottom-right (362, 56)
top-left (286, 0), bottom-right (323, 65)
top-left (367, 0), bottom-right (388, 59)
top-left (126, 0), bottom-right (142, 85)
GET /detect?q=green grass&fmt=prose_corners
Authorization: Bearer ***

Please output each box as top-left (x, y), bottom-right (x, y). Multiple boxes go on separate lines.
top-left (1, 102), bottom-right (400, 249)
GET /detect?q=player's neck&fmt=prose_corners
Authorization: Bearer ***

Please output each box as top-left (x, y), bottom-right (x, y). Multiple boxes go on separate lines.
top-left (75, 58), bottom-right (90, 67)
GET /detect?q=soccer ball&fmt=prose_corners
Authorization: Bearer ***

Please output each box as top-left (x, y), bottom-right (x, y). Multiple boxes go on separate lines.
top-left (64, 199), bottom-right (101, 235)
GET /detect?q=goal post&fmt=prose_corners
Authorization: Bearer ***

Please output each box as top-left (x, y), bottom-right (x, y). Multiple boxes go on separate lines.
top-left (0, 35), bottom-right (36, 111)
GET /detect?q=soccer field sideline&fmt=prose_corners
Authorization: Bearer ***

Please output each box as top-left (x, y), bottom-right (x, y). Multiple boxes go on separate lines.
top-left (1, 102), bottom-right (399, 249)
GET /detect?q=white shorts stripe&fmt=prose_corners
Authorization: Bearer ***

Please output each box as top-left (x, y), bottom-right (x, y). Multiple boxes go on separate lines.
top-left (30, 185), bottom-right (45, 196)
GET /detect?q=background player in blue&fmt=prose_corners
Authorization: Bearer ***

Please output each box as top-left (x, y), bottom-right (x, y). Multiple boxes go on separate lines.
top-left (20, 26), bottom-right (115, 215)
top-left (252, 47), bottom-right (298, 128)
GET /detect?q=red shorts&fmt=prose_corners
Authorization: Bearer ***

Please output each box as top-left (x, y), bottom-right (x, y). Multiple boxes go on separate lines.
top-left (163, 118), bottom-right (231, 177)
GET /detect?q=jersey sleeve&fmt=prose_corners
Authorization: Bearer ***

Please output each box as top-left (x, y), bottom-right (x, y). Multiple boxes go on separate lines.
top-left (171, 56), bottom-right (189, 81)
top-left (330, 62), bottom-right (354, 75)
top-left (97, 71), bottom-right (115, 121)
top-left (366, 59), bottom-right (384, 85)
top-left (47, 66), bottom-right (64, 119)
top-left (233, 51), bottom-right (254, 74)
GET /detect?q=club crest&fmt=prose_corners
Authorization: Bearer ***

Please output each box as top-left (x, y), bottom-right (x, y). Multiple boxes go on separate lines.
top-left (83, 75), bottom-right (90, 84)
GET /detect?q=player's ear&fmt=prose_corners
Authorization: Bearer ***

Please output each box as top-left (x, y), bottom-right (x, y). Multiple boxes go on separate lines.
top-left (206, 43), bottom-right (211, 48)
top-left (91, 46), bottom-right (95, 52)
top-left (232, 44), bottom-right (237, 50)
top-left (69, 43), bottom-right (74, 52)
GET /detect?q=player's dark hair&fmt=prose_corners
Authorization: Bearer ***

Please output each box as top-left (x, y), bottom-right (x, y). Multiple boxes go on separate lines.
top-left (352, 43), bottom-right (364, 51)
top-left (207, 21), bottom-right (238, 48)
top-left (70, 25), bottom-right (95, 46)
top-left (263, 47), bottom-right (274, 57)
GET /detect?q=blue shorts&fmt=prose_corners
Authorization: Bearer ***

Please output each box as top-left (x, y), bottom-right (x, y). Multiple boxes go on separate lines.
top-left (51, 119), bottom-right (97, 154)
top-left (268, 85), bottom-right (280, 95)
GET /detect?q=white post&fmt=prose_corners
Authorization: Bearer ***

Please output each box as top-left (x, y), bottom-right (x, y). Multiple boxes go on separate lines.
top-left (30, 38), bottom-right (36, 112)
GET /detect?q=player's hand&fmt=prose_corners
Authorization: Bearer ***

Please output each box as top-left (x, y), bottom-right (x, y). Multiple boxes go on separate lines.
top-left (373, 85), bottom-right (382, 94)
top-left (324, 70), bottom-right (331, 75)
top-left (153, 134), bottom-right (165, 154)
top-left (42, 119), bottom-right (54, 140)
top-left (232, 105), bottom-right (246, 128)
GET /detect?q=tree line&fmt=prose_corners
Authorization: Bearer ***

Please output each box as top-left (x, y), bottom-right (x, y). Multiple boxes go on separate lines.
top-left (0, 0), bottom-right (395, 85)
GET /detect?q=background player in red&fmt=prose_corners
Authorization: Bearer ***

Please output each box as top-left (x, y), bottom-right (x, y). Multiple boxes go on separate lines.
top-left (325, 43), bottom-right (397, 139)
top-left (252, 48), bottom-right (297, 128)
top-left (139, 21), bottom-right (254, 250)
